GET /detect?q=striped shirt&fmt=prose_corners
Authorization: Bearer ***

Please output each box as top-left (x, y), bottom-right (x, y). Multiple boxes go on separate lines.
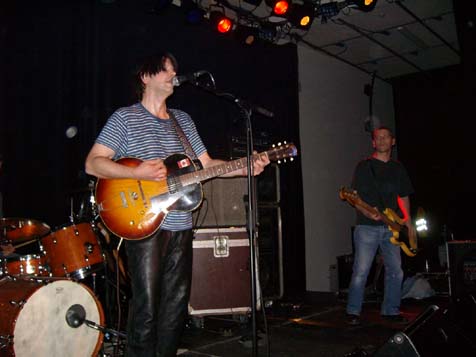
top-left (96, 103), bottom-right (207, 231)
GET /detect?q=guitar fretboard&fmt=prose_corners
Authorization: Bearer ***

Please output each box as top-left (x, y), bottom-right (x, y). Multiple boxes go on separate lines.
top-left (180, 152), bottom-right (268, 186)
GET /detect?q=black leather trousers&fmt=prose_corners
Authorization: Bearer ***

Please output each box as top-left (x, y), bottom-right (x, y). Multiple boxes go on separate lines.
top-left (125, 229), bottom-right (193, 357)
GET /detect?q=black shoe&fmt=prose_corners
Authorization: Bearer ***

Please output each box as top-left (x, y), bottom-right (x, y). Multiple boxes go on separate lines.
top-left (381, 314), bottom-right (409, 324)
top-left (346, 314), bottom-right (361, 326)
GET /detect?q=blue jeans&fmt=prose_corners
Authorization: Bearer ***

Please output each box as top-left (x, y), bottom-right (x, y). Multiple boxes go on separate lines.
top-left (346, 225), bottom-right (404, 316)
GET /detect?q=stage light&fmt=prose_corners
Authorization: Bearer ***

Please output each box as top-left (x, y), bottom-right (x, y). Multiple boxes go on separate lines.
top-left (416, 207), bottom-right (429, 237)
top-left (209, 11), bottom-right (234, 34)
top-left (181, 0), bottom-right (205, 24)
top-left (288, 3), bottom-right (315, 30)
top-left (416, 219), bottom-right (428, 232)
top-left (351, 0), bottom-right (377, 12)
top-left (266, 0), bottom-right (290, 16)
top-left (234, 25), bottom-right (259, 45)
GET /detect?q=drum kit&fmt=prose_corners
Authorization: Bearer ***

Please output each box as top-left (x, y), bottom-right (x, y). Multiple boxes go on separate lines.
top-left (0, 187), bottom-right (128, 356)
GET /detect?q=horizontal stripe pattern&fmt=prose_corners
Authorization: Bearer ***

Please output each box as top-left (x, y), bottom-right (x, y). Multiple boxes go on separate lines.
top-left (96, 103), bottom-right (207, 230)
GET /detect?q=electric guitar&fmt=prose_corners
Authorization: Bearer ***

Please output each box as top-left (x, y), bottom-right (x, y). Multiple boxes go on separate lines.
top-left (95, 143), bottom-right (297, 240)
top-left (339, 187), bottom-right (418, 257)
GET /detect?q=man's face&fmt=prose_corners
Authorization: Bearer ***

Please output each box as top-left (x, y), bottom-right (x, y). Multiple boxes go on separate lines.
top-left (142, 58), bottom-right (177, 96)
top-left (372, 129), bottom-right (395, 153)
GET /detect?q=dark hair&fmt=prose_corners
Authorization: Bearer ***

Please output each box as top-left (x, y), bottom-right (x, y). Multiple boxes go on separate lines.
top-left (372, 126), bottom-right (394, 140)
top-left (133, 51), bottom-right (178, 100)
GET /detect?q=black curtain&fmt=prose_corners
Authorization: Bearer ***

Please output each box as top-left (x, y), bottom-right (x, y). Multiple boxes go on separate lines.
top-left (0, 0), bottom-right (305, 297)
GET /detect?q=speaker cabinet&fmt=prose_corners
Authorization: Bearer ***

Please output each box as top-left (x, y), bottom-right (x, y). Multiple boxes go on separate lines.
top-left (446, 241), bottom-right (476, 300)
top-left (192, 164), bottom-right (280, 228)
top-left (193, 177), bottom-right (247, 227)
top-left (374, 304), bottom-right (476, 356)
top-left (192, 167), bottom-right (283, 300)
top-left (257, 164), bottom-right (280, 204)
top-left (257, 205), bottom-right (283, 300)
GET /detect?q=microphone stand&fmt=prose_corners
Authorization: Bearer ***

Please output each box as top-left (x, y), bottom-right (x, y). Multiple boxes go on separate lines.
top-left (236, 99), bottom-right (259, 357)
top-left (85, 319), bottom-right (127, 340)
top-left (186, 75), bottom-right (261, 356)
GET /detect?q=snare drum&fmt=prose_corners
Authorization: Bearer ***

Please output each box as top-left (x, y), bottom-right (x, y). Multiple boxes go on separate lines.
top-left (1, 254), bottom-right (47, 276)
top-left (0, 277), bottom-right (104, 356)
top-left (40, 223), bottom-right (104, 279)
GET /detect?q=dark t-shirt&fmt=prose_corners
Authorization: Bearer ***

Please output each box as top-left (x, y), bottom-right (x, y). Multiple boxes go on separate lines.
top-left (351, 157), bottom-right (414, 226)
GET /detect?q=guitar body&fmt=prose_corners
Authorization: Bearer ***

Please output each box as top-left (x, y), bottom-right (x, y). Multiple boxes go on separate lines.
top-left (95, 155), bottom-right (203, 240)
top-left (383, 208), bottom-right (417, 257)
top-left (339, 187), bottom-right (418, 257)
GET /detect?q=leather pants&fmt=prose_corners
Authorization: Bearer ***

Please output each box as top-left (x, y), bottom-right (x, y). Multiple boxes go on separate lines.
top-left (125, 229), bottom-right (193, 357)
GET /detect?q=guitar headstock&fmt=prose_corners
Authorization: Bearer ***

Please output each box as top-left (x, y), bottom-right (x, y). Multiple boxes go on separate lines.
top-left (266, 141), bottom-right (298, 164)
top-left (339, 187), bottom-right (361, 206)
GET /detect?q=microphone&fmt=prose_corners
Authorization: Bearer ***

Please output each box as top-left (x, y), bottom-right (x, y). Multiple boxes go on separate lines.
top-left (65, 304), bottom-right (86, 328)
top-left (172, 70), bottom-right (207, 87)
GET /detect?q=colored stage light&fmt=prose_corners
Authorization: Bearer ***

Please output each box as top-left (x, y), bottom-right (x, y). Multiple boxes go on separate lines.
top-left (351, 0), bottom-right (377, 12)
top-left (288, 3), bottom-right (315, 30)
top-left (266, 0), bottom-right (290, 16)
top-left (210, 11), bottom-right (234, 34)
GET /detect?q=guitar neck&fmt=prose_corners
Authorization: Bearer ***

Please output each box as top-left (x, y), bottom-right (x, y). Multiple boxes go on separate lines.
top-left (354, 201), bottom-right (401, 231)
top-left (180, 152), bottom-right (268, 186)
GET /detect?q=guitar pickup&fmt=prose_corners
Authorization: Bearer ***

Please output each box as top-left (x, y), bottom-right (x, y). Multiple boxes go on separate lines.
top-left (167, 176), bottom-right (183, 194)
top-left (119, 191), bottom-right (128, 208)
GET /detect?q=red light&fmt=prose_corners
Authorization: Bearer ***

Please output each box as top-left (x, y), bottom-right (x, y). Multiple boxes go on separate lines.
top-left (273, 1), bottom-right (289, 15)
top-left (217, 18), bottom-right (232, 33)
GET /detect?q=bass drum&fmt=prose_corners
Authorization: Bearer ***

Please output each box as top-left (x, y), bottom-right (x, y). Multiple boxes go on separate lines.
top-left (0, 277), bottom-right (104, 356)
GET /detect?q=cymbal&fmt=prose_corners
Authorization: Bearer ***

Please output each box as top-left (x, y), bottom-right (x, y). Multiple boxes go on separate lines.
top-left (0, 218), bottom-right (51, 243)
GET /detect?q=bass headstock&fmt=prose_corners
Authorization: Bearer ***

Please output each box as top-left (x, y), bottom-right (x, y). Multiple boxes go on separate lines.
top-left (339, 187), bottom-right (361, 206)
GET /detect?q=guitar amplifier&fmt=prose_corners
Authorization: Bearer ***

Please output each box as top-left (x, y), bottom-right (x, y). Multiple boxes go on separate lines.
top-left (189, 227), bottom-right (252, 316)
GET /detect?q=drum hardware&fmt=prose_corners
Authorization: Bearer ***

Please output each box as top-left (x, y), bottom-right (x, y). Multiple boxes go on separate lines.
top-left (0, 335), bottom-right (12, 351)
top-left (65, 304), bottom-right (127, 339)
top-left (0, 217), bottom-right (51, 244)
top-left (8, 299), bottom-right (26, 307)
top-left (69, 180), bottom-right (98, 224)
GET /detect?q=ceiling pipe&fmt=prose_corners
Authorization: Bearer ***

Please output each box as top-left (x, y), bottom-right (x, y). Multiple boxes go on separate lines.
top-left (336, 18), bottom-right (428, 76)
top-left (295, 35), bottom-right (389, 83)
top-left (395, 0), bottom-right (460, 57)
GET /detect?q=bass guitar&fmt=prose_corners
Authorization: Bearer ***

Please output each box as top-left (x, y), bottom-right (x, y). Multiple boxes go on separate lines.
top-left (339, 187), bottom-right (417, 257)
top-left (96, 143), bottom-right (297, 240)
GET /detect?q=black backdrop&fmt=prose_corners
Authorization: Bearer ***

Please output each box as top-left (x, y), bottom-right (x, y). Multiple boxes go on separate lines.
top-left (0, 0), bottom-right (306, 297)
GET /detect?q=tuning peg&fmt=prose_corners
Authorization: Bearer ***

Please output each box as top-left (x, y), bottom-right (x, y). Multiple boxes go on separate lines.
top-left (278, 160), bottom-right (281, 164)
top-left (290, 158), bottom-right (294, 162)
top-left (272, 144), bottom-right (276, 148)
top-left (284, 141), bottom-right (287, 144)
top-left (278, 142), bottom-right (282, 146)
top-left (284, 159), bottom-right (287, 163)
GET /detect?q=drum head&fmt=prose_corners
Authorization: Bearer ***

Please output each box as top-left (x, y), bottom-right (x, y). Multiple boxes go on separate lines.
top-left (13, 279), bottom-right (103, 356)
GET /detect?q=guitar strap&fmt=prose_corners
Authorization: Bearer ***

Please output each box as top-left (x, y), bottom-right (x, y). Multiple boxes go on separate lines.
top-left (167, 109), bottom-right (197, 160)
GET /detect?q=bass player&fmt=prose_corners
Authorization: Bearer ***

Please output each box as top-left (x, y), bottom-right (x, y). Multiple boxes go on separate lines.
top-left (345, 126), bottom-right (415, 326)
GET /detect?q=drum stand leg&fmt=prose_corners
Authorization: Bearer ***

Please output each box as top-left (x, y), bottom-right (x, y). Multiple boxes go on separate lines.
top-left (91, 272), bottom-right (97, 295)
